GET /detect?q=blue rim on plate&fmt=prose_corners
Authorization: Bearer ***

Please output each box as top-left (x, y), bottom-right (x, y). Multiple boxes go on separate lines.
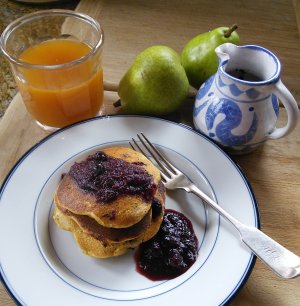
top-left (0, 115), bottom-right (260, 306)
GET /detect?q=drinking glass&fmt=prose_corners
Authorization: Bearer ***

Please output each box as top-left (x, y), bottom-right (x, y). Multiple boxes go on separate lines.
top-left (0, 9), bottom-right (104, 131)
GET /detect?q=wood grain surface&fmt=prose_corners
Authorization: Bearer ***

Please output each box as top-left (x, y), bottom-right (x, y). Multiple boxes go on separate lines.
top-left (0, 0), bottom-right (300, 305)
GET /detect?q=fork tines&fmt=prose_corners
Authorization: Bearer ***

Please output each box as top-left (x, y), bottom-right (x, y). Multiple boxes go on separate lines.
top-left (129, 133), bottom-right (177, 180)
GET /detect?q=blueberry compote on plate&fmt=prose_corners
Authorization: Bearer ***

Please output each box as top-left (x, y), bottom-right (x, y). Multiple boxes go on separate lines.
top-left (135, 209), bottom-right (198, 280)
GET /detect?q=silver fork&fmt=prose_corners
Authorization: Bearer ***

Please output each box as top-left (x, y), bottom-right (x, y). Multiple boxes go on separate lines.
top-left (130, 133), bottom-right (300, 279)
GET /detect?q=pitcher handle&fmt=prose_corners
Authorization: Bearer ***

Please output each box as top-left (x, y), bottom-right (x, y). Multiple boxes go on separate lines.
top-left (267, 80), bottom-right (299, 139)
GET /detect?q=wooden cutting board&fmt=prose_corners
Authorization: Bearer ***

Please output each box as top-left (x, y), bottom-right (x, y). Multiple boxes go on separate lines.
top-left (0, 0), bottom-right (300, 305)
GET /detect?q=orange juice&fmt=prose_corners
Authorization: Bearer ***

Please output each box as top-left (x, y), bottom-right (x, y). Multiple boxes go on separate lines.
top-left (18, 39), bottom-right (103, 128)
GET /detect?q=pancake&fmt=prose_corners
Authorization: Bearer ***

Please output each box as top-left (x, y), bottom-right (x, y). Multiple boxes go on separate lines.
top-left (53, 206), bottom-right (128, 257)
top-left (55, 147), bottom-right (161, 228)
top-left (53, 195), bottom-right (165, 258)
top-left (53, 146), bottom-right (166, 258)
top-left (57, 206), bottom-right (152, 243)
top-left (55, 180), bottom-right (165, 244)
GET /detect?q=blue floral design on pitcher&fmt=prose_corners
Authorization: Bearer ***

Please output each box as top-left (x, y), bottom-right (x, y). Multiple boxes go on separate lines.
top-left (272, 94), bottom-right (279, 117)
top-left (193, 100), bottom-right (209, 117)
top-left (196, 75), bottom-right (214, 100)
top-left (205, 99), bottom-right (258, 146)
top-left (194, 75), bottom-right (214, 117)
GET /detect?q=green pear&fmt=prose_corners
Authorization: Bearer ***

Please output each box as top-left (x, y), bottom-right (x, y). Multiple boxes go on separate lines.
top-left (117, 46), bottom-right (189, 115)
top-left (181, 25), bottom-right (240, 89)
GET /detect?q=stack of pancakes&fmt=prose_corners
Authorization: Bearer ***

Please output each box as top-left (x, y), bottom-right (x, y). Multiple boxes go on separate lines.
top-left (53, 146), bottom-right (165, 258)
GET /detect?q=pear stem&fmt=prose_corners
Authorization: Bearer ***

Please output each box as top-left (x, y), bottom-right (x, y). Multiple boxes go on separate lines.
top-left (187, 86), bottom-right (198, 98)
top-left (113, 99), bottom-right (122, 108)
top-left (224, 24), bottom-right (238, 38)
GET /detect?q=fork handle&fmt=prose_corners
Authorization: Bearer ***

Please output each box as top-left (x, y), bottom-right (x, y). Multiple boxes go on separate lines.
top-left (189, 184), bottom-right (300, 279)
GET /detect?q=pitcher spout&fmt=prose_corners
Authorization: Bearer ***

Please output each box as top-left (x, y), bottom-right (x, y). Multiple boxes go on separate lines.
top-left (215, 43), bottom-right (239, 71)
top-left (215, 43), bottom-right (281, 84)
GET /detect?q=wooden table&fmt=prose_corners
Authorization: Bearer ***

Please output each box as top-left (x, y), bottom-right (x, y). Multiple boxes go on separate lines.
top-left (1, 0), bottom-right (300, 305)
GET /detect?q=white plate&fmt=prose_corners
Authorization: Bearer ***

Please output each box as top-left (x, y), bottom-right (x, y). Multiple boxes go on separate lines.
top-left (0, 116), bottom-right (259, 306)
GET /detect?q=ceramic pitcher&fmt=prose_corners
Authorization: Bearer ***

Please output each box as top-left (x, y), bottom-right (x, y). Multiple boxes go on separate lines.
top-left (193, 43), bottom-right (299, 154)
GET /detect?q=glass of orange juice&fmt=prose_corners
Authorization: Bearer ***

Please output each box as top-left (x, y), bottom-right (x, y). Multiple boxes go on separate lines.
top-left (0, 9), bottom-right (104, 131)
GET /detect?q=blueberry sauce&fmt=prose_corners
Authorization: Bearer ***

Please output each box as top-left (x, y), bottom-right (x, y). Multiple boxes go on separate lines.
top-left (151, 199), bottom-right (162, 219)
top-left (135, 209), bottom-right (198, 280)
top-left (69, 151), bottom-right (156, 203)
